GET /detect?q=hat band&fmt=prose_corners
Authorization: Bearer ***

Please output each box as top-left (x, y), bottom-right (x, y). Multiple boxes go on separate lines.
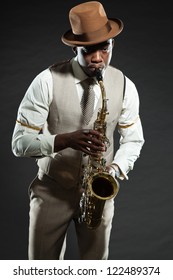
top-left (73, 21), bottom-right (111, 43)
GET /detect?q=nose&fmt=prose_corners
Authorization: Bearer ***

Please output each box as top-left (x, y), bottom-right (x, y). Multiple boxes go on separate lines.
top-left (91, 50), bottom-right (103, 63)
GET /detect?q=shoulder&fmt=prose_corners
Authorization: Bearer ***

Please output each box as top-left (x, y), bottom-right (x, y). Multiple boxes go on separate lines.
top-left (123, 75), bottom-right (139, 107)
top-left (33, 68), bottom-right (52, 82)
top-left (26, 68), bottom-right (53, 104)
top-left (124, 76), bottom-right (138, 100)
top-left (49, 59), bottom-right (72, 74)
top-left (30, 68), bottom-right (53, 92)
top-left (27, 68), bottom-right (53, 90)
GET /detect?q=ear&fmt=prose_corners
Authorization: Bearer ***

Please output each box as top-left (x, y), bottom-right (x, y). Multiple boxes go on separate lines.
top-left (72, 47), bottom-right (77, 55)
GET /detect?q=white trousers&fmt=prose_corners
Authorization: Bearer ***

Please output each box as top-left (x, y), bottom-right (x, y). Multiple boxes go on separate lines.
top-left (28, 173), bottom-right (115, 260)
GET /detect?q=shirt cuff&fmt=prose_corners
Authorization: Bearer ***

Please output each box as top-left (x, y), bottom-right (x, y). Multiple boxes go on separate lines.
top-left (111, 159), bottom-right (129, 180)
top-left (37, 134), bottom-right (56, 156)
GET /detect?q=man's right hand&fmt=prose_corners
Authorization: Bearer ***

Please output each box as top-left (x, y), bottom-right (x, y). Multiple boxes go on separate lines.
top-left (54, 129), bottom-right (105, 156)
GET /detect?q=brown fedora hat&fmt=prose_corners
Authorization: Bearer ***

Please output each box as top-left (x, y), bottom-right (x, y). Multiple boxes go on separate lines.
top-left (61, 1), bottom-right (123, 47)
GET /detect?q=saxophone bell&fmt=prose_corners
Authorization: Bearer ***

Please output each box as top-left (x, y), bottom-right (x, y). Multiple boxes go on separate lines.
top-left (89, 171), bottom-right (119, 200)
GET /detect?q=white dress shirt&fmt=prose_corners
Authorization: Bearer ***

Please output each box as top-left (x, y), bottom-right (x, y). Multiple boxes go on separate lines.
top-left (11, 57), bottom-right (144, 180)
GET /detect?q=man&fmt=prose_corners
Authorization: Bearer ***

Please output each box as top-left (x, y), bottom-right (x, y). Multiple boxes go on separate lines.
top-left (11, 1), bottom-right (144, 260)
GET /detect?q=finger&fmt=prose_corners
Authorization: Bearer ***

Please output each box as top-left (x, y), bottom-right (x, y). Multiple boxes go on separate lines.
top-left (83, 129), bottom-right (90, 134)
top-left (78, 141), bottom-right (97, 153)
top-left (88, 143), bottom-right (105, 152)
top-left (81, 142), bottom-right (103, 156)
top-left (89, 129), bottom-right (103, 138)
top-left (83, 133), bottom-right (105, 147)
top-left (83, 129), bottom-right (103, 139)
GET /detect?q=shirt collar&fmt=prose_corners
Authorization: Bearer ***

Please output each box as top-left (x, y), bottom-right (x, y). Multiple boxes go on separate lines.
top-left (71, 57), bottom-right (88, 84)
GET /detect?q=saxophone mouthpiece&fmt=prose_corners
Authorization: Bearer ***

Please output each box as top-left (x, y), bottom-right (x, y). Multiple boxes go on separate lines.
top-left (95, 68), bottom-right (103, 82)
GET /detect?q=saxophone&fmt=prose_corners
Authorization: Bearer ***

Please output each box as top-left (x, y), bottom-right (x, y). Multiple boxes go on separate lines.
top-left (78, 69), bottom-right (119, 229)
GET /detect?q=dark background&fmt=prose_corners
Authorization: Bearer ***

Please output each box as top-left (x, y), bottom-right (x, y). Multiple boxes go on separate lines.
top-left (1, 0), bottom-right (172, 260)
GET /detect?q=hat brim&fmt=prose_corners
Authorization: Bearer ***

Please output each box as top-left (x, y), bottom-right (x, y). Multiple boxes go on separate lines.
top-left (61, 18), bottom-right (123, 47)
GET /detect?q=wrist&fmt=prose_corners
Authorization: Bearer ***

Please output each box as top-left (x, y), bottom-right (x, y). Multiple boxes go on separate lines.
top-left (54, 133), bottom-right (69, 152)
top-left (109, 164), bottom-right (121, 178)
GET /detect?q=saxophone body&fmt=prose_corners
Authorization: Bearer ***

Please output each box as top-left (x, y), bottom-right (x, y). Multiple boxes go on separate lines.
top-left (78, 69), bottom-right (119, 229)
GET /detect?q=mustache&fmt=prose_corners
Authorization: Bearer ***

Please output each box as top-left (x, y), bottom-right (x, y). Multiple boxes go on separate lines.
top-left (87, 64), bottom-right (105, 77)
top-left (88, 63), bottom-right (105, 70)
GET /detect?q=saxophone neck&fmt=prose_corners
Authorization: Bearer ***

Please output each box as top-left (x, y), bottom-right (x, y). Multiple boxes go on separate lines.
top-left (97, 82), bottom-right (109, 122)
top-left (95, 69), bottom-right (108, 110)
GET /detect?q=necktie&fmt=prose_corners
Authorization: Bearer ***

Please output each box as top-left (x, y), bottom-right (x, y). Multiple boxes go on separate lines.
top-left (81, 79), bottom-right (95, 125)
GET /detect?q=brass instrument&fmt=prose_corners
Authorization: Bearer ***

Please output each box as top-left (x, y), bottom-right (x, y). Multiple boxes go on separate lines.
top-left (78, 69), bottom-right (119, 229)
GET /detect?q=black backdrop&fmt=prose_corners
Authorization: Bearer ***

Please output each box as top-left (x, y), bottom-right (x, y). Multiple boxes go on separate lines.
top-left (1, 0), bottom-right (173, 260)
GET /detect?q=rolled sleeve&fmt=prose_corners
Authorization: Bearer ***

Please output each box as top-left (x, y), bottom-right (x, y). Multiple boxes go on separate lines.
top-left (11, 69), bottom-right (54, 158)
top-left (112, 77), bottom-right (145, 180)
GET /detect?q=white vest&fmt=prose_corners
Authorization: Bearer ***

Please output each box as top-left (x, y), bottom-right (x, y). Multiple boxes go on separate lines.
top-left (38, 60), bottom-right (125, 188)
